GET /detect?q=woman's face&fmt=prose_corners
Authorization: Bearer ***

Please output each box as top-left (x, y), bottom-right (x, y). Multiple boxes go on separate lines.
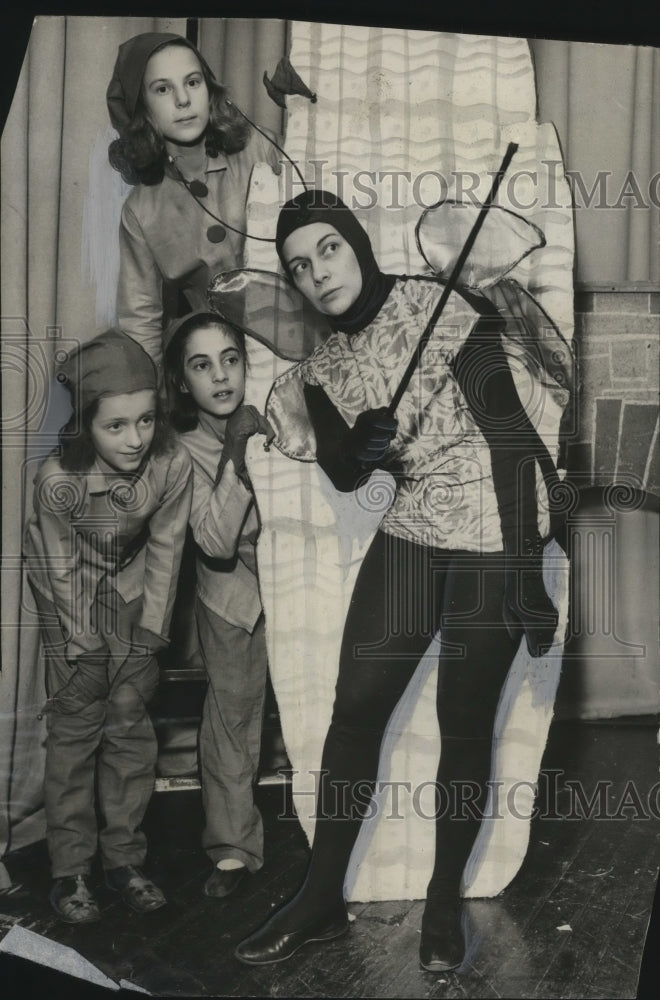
top-left (142, 44), bottom-right (210, 145)
top-left (282, 223), bottom-right (363, 317)
top-left (179, 325), bottom-right (246, 419)
top-left (90, 389), bottom-right (156, 474)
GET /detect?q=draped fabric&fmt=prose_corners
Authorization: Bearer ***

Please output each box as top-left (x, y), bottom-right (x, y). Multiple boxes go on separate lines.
top-left (197, 17), bottom-right (287, 138)
top-left (0, 15), bottom-right (281, 867)
top-left (530, 39), bottom-right (659, 284)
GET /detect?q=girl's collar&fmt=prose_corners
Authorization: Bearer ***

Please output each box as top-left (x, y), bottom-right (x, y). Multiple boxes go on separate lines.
top-left (197, 408), bottom-right (230, 441)
top-left (164, 150), bottom-right (229, 182)
top-left (164, 138), bottom-right (207, 174)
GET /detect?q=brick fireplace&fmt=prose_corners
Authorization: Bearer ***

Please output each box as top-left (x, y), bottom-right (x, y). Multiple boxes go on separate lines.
top-left (569, 286), bottom-right (659, 494)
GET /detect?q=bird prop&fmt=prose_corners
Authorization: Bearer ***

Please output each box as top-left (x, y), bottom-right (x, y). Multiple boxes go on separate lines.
top-left (263, 56), bottom-right (317, 109)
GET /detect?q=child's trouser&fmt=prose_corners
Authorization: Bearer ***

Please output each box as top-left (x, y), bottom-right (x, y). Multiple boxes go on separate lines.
top-left (31, 582), bottom-right (159, 879)
top-left (195, 598), bottom-right (267, 872)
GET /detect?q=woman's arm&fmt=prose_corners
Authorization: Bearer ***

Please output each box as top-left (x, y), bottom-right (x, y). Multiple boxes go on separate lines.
top-left (303, 384), bottom-right (397, 493)
top-left (303, 383), bottom-right (363, 492)
top-left (453, 313), bottom-right (559, 656)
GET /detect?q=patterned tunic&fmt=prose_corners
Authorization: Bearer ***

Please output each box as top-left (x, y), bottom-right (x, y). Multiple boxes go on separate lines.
top-left (299, 277), bottom-right (551, 552)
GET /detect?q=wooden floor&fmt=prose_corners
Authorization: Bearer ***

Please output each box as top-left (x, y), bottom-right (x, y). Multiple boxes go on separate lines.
top-left (0, 718), bottom-right (658, 999)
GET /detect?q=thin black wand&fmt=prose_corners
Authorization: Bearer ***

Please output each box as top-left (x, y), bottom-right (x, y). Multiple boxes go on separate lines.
top-left (387, 141), bottom-right (519, 416)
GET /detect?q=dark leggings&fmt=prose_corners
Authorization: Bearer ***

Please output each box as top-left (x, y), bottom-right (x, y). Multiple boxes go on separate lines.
top-left (302, 529), bottom-right (517, 908)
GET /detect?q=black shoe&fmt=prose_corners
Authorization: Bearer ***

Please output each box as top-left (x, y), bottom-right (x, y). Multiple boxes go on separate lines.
top-left (419, 897), bottom-right (465, 972)
top-left (49, 874), bottom-right (101, 925)
top-left (235, 904), bottom-right (349, 965)
top-left (105, 865), bottom-right (166, 913)
top-left (204, 865), bottom-right (247, 898)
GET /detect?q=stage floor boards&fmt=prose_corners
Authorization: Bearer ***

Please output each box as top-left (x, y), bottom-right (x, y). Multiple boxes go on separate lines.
top-left (0, 718), bottom-right (658, 999)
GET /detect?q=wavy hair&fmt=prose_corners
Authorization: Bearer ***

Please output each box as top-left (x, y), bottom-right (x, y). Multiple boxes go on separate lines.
top-left (108, 40), bottom-right (251, 186)
top-left (58, 393), bottom-right (174, 472)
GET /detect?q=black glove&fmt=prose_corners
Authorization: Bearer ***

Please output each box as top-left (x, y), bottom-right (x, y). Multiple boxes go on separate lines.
top-left (503, 531), bottom-right (559, 658)
top-left (216, 404), bottom-right (275, 486)
top-left (346, 407), bottom-right (398, 467)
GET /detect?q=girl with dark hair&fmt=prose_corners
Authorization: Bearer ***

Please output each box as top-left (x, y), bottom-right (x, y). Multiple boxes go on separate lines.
top-left (163, 311), bottom-right (272, 899)
top-left (165, 310), bottom-right (249, 433)
top-left (23, 330), bottom-right (192, 924)
top-left (106, 32), bottom-right (281, 378)
top-left (234, 191), bottom-right (563, 971)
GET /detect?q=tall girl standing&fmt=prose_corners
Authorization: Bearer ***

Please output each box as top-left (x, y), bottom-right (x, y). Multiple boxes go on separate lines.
top-left (23, 330), bottom-right (192, 923)
top-left (106, 31), bottom-right (281, 377)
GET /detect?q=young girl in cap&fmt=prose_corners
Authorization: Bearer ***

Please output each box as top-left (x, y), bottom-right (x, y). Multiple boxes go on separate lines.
top-left (234, 191), bottom-right (562, 971)
top-left (23, 330), bottom-right (192, 923)
top-left (164, 311), bottom-right (272, 900)
top-left (107, 31), bottom-right (281, 379)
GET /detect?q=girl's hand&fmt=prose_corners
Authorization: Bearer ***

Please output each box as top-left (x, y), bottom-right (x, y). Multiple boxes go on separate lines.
top-left (217, 405), bottom-right (274, 486)
top-left (226, 404), bottom-right (273, 443)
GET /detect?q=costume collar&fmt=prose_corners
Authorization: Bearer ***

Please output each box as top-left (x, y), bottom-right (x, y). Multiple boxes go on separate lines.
top-left (164, 152), bottom-right (228, 180)
top-left (197, 408), bottom-right (229, 442)
top-left (205, 153), bottom-right (229, 175)
top-left (331, 270), bottom-right (397, 336)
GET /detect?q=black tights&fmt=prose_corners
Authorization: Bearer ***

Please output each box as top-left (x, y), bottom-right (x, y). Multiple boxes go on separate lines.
top-left (292, 530), bottom-right (517, 920)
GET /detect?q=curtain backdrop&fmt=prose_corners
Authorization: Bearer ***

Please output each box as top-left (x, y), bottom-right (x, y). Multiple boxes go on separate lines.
top-left (0, 15), bottom-right (283, 868)
top-left (530, 39), bottom-right (659, 285)
top-left (197, 17), bottom-right (286, 137)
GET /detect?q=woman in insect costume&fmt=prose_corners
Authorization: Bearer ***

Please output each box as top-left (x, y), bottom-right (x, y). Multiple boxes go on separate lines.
top-left (209, 187), bottom-right (571, 971)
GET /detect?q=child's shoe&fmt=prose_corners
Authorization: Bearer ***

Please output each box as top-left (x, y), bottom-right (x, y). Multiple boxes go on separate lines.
top-left (105, 864), bottom-right (166, 913)
top-left (204, 861), bottom-right (247, 898)
top-left (49, 874), bottom-right (101, 924)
